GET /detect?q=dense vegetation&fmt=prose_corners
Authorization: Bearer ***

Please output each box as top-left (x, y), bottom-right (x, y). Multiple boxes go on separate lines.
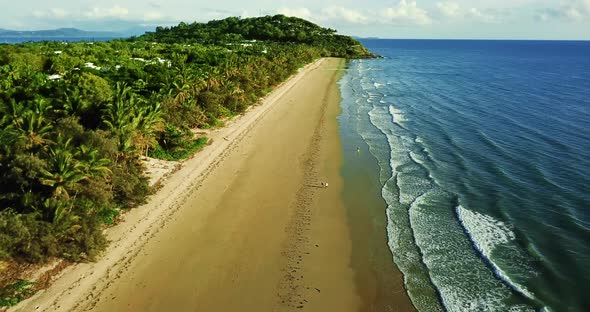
top-left (0, 15), bottom-right (372, 276)
top-left (143, 15), bottom-right (375, 58)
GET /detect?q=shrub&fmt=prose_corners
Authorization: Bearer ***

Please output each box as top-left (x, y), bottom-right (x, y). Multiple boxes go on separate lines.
top-left (98, 207), bottom-right (120, 225)
top-left (149, 137), bottom-right (208, 161)
top-left (111, 158), bottom-right (150, 208)
top-left (0, 279), bottom-right (35, 307)
top-left (0, 211), bottom-right (58, 262)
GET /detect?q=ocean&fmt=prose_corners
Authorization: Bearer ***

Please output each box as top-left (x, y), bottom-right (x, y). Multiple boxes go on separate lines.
top-left (338, 40), bottom-right (590, 311)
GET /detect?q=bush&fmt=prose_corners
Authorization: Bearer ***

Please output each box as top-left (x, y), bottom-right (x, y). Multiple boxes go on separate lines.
top-left (158, 125), bottom-right (191, 151)
top-left (0, 206), bottom-right (108, 263)
top-left (56, 209), bottom-right (107, 262)
top-left (111, 158), bottom-right (150, 208)
top-left (0, 211), bottom-right (58, 262)
top-left (98, 208), bottom-right (120, 225)
top-left (149, 137), bottom-right (208, 161)
top-left (0, 279), bottom-right (35, 307)
top-left (149, 125), bottom-right (208, 161)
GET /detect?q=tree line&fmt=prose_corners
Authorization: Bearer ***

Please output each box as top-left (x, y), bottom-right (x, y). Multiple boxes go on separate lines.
top-left (0, 15), bottom-right (373, 272)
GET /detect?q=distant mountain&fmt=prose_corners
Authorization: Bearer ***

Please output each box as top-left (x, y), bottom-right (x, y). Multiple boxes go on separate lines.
top-left (353, 36), bottom-right (381, 40)
top-left (0, 28), bottom-right (124, 38)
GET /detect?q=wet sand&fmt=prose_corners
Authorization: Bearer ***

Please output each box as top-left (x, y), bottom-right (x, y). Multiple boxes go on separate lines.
top-left (339, 103), bottom-right (416, 311)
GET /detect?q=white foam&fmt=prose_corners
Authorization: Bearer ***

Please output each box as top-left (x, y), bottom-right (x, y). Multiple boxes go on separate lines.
top-left (347, 59), bottom-right (538, 312)
top-left (383, 183), bottom-right (443, 311)
top-left (410, 195), bottom-right (535, 312)
top-left (456, 206), bottom-right (537, 300)
top-left (409, 151), bottom-right (426, 167)
top-left (389, 105), bottom-right (407, 127)
top-left (457, 205), bottom-right (515, 246)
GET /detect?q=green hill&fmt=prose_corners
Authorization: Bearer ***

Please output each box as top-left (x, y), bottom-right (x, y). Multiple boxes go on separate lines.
top-left (140, 15), bottom-right (377, 59)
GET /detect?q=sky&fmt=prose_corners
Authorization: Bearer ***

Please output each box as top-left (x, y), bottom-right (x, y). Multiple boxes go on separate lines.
top-left (1, 0), bottom-right (589, 39)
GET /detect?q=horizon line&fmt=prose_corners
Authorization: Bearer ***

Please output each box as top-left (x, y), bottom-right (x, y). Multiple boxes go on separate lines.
top-left (353, 37), bottom-right (590, 42)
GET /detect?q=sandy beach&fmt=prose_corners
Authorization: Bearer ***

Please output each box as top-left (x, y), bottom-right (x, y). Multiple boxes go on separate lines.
top-left (12, 57), bottom-right (413, 312)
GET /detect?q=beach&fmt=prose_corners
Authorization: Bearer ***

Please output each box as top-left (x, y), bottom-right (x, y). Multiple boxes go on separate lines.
top-left (11, 57), bottom-right (411, 312)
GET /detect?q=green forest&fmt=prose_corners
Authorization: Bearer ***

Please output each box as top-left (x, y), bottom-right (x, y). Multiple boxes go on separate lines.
top-left (0, 14), bottom-right (373, 304)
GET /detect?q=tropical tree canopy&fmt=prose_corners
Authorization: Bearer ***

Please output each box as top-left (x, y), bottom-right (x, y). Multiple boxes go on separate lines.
top-left (0, 15), bottom-right (374, 266)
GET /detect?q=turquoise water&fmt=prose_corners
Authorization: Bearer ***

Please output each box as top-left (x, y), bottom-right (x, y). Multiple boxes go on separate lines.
top-left (339, 40), bottom-right (590, 312)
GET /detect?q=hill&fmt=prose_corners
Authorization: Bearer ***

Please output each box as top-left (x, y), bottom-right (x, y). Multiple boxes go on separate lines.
top-left (140, 15), bottom-right (377, 59)
top-left (0, 28), bottom-right (122, 38)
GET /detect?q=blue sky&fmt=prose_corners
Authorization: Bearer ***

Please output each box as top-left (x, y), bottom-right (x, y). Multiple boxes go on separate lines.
top-left (1, 0), bottom-right (589, 39)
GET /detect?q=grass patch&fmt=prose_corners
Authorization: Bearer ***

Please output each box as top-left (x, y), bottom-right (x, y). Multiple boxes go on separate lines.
top-left (0, 279), bottom-right (35, 307)
top-left (98, 208), bottom-right (120, 225)
top-left (149, 137), bottom-right (208, 161)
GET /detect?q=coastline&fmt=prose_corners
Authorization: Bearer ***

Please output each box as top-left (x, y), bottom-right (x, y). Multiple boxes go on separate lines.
top-left (12, 58), bottom-right (362, 312)
top-left (338, 86), bottom-right (416, 311)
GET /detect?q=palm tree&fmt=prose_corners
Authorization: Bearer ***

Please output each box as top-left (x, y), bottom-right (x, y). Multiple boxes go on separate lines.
top-left (20, 110), bottom-right (54, 150)
top-left (62, 88), bottom-right (91, 116)
top-left (0, 127), bottom-right (24, 163)
top-left (76, 145), bottom-right (111, 177)
top-left (0, 98), bottom-right (26, 129)
top-left (42, 197), bottom-right (74, 224)
top-left (133, 100), bottom-right (164, 155)
top-left (102, 82), bottom-right (137, 153)
top-left (171, 81), bottom-right (192, 106)
top-left (204, 67), bottom-right (224, 90)
top-left (39, 136), bottom-right (87, 200)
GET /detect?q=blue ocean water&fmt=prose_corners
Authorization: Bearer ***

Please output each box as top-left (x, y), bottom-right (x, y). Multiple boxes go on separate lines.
top-left (339, 40), bottom-right (590, 311)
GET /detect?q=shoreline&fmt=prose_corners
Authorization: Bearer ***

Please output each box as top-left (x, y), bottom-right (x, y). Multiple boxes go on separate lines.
top-left (338, 89), bottom-right (416, 311)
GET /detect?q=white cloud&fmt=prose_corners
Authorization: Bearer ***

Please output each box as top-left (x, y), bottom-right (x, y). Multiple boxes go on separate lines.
top-left (3, 0), bottom-right (590, 39)
top-left (84, 6), bottom-right (129, 19)
top-left (467, 8), bottom-right (497, 23)
top-left (278, 7), bottom-right (314, 21)
top-left (321, 7), bottom-right (368, 24)
top-left (536, 0), bottom-right (590, 21)
top-left (50, 8), bottom-right (68, 19)
top-left (278, 2), bottom-right (432, 26)
top-left (143, 11), bottom-right (163, 21)
top-left (279, 6), bottom-right (368, 24)
top-left (437, 1), bottom-right (460, 17)
top-left (32, 8), bottom-right (69, 19)
top-left (22, 5), bottom-right (176, 33)
top-left (435, 2), bottom-right (500, 23)
top-left (239, 10), bottom-right (257, 18)
top-left (563, 0), bottom-right (590, 19)
top-left (380, 0), bottom-right (431, 25)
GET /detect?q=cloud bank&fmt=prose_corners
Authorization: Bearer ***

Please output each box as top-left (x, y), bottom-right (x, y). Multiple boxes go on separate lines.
top-left (536, 0), bottom-right (590, 21)
top-left (279, 1), bottom-right (431, 26)
top-left (4, 0), bottom-right (590, 39)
